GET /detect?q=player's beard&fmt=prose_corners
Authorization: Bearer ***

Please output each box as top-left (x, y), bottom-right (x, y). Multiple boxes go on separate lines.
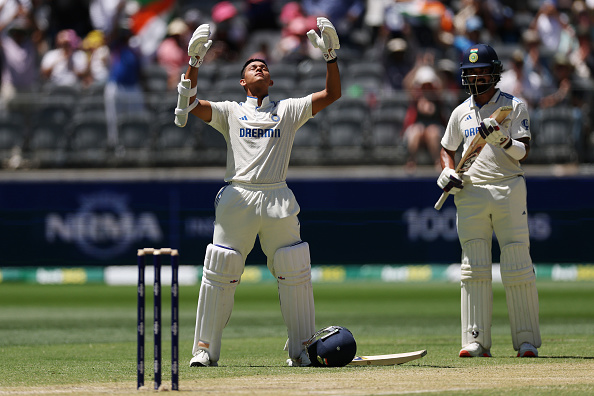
top-left (466, 81), bottom-right (494, 96)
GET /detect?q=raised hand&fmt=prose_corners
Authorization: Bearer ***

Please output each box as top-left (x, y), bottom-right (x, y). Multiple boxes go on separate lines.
top-left (188, 24), bottom-right (213, 67)
top-left (307, 17), bottom-right (340, 62)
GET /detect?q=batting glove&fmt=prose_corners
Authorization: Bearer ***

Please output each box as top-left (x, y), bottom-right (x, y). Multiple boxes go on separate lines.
top-left (188, 24), bottom-right (212, 67)
top-left (479, 118), bottom-right (511, 148)
top-left (437, 167), bottom-right (464, 194)
top-left (307, 17), bottom-right (340, 62)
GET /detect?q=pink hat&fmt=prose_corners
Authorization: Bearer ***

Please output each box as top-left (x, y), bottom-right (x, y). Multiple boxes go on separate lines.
top-left (280, 2), bottom-right (304, 24)
top-left (212, 1), bottom-right (238, 23)
top-left (286, 16), bottom-right (317, 36)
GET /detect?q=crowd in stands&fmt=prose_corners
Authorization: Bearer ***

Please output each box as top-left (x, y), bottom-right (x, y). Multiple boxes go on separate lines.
top-left (1, 0), bottom-right (594, 169)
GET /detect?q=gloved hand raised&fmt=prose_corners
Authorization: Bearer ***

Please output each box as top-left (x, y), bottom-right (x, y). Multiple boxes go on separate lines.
top-left (188, 24), bottom-right (213, 67)
top-left (307, 17), bottom-right (340, 62)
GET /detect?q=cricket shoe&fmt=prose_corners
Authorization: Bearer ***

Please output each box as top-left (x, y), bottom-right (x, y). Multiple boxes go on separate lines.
top-left (459, 342), bottom-right (492, 357)
top-left (286, 350), bottom-right (311, 367)
top-left (517, 342), bottom-right (538, 357)
top-left (189, 349), bottom-right (218, 367)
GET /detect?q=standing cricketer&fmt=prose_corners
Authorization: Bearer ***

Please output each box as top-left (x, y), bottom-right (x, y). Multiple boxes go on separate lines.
top-left (174, 17), bottom-right (341, 367)
top-left (437, 44), bottom-right (541, 358)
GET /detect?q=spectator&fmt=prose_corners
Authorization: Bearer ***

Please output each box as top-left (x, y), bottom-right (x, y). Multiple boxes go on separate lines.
top-left (452, 15), bottom-right (483, 55)
top-left (156, 18), bottom-right (190, 90)
top-left (474, 0), bottom-right (507, 44)
top-left (402, 59), bottom-right (447, 171)
top-left (452, 0), bottom-right (479, 38)
top-left (499, 49), bottom-right (544, 110)
top-left (81, 29), bottom-right (110, 88)
top-left (529, 0), bottom-right (575, 55)
top-left (0, 12), bottom-right (42, 105)
top-left (363, 0), bottom-right (392, 50)
top-left (183, 8), bottom-right (203, 35)
top-left (104, 22), bottom-right (145, 147)
top-left (205, 1), bottom-right (247, 63)
top-left (89, 0), bottom-right (126, 35)
top-left (301, 0), bottom-right (365, 47)
top-left (383, 0), bottom-right (410, 41)
top-left (497, 6), bottom-right (522, 44)
top-left (436, 58), bottom-right (463, 109)
top-left (276, 2), bottom-right (317, 63)
top-left (383, 37), bottom-right (414, 90)
top-left (539, 53), bottom-right (580, 109)
top-left (569, 26), bottom-right (594, 79)
top-left (521, 29), bottom-right (555, 92)
top-left (40, 29), bottom-right (87, 87)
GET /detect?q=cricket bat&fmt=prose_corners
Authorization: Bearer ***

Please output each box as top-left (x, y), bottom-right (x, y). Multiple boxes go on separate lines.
top-left (348, 349), bottom-right (427, 366)
top-left (434, 105), bottom-right (513, 210)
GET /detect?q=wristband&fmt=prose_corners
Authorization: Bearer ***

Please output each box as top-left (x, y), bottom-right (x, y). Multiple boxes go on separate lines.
top-left (189, 56), bottom-right (202, 68)
top-left (327, 57), bottom-right (337, 64)
top-left (504, 139), bottom-right (526, 160)
top-left (323, 49), bottom-right (337, 62)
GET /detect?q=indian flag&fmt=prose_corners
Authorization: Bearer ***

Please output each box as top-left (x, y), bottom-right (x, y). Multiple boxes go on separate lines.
top-left (130, 0), bottom-right (176, 57)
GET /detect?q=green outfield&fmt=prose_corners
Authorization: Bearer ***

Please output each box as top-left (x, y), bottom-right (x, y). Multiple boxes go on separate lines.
top-left (1, 280), bottom-right (593, 395)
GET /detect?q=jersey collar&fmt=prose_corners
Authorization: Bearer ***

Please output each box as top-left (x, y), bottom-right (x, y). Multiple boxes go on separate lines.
top-left (469, 89), bottom-right (501, 109)
top-left (245, 95), bottom-right (271, 108)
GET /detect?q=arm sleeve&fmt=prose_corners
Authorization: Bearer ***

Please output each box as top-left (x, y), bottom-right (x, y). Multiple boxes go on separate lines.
top-left (207, 101), bottom-right (231, 138)
top-left (285, 95), bottom-right (314, 131)
top-left (509, 102), bottom-right (531, 141)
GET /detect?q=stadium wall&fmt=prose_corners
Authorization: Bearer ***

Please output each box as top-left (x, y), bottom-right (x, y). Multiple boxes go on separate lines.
top-left (0, 168), bottom-right (592, 268)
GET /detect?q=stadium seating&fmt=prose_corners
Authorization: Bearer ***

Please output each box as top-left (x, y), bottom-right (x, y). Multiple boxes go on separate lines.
top-left (0, 112), bottom-right (26, 167)
top-left (529, 106), bottom-right (581, 164)
top-left (67, 112), bottom-right (111, 167)
top-left (115, 112), bottom-right (156, 167)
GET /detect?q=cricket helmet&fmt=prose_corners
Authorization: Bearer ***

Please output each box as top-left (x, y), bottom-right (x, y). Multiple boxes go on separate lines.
top-left (305, 326), bottom-right (357, 367)
top-left (460, 44), bottom-right (502, 95)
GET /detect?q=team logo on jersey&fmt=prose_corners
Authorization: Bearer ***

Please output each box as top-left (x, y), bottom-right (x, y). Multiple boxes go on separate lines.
top-left (271, 114), bottom-right (280, 122)
top-left (469, 48), bottom-right (479, 63)
top-left (521, 119), bottom-right (529, 130)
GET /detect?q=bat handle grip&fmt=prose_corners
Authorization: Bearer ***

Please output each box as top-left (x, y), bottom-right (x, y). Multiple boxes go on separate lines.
top-left (434, 191), bottom-right (449, 210)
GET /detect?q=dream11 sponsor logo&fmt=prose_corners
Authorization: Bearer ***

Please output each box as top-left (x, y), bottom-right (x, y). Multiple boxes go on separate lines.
top-left (45, 191), bottom-right (162, 259)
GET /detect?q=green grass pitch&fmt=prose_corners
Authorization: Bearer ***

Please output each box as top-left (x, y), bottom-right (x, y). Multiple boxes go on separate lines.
top-left (0, 280), bottom-right (593, 394)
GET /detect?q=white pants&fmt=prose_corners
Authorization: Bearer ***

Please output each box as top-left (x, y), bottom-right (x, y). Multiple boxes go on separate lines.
top-left (213, 181), bottom-right (302, 266)
top-left (454, 176), bottom-right (530, 249)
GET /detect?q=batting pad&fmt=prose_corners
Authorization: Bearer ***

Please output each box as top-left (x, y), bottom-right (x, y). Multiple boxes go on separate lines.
top-left (460, 239), bottom-right (493, 349)
top-left (192, 244), bottom-right (244, 362)
top-left (274, 242), bottom-right (315, 360)
top-left (500, 243), bottom-right (541, 350)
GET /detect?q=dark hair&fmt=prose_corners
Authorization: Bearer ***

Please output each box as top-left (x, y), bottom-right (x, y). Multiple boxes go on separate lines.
top-left (240, 58), bottom-right (268, 78)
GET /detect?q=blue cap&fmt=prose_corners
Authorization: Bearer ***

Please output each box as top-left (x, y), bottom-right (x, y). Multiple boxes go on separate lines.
top-left (460, 44), bottom-right (499, 69)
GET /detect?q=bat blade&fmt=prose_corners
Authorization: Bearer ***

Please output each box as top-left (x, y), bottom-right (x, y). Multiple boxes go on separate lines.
top-left (348, 349), bottom-right (427, 366)
top-left (434, 106), bottom-right (512, 210)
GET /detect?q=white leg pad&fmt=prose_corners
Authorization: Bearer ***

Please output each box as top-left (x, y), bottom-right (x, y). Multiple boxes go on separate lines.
top-left (461, 239), bottom-right (493, 349)
top-left (192, 244), bottom-right (244, 362)
top-left (500, 243), bottom-right (541, 350)
top-left (273, 242), bottom-right (315, 360)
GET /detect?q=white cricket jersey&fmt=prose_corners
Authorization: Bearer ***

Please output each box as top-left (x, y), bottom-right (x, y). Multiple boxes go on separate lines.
top-left (441, 89), bottom-right (531, 184)
top-left (208, 95), bottom-right (313, 184)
